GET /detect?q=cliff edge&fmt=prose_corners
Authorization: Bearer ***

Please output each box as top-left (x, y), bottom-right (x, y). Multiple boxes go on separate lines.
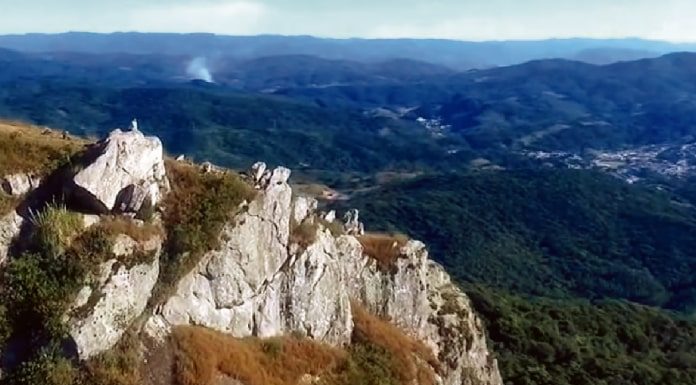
top-left (0, 123), bottom-right (501, 385)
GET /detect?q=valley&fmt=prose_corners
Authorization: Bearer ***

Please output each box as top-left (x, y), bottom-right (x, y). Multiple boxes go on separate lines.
top-left (0, 32), bottom-right (695, 385)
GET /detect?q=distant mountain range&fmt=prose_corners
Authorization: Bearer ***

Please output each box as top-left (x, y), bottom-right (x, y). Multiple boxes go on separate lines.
top-left (3, 42), bottom-right (696, 178)
top-left (2, 32), bottom-right (696, 69)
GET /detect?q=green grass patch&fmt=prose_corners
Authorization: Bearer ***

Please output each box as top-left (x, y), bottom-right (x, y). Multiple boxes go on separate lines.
top-left (29, 204), bottom-right (84, 258)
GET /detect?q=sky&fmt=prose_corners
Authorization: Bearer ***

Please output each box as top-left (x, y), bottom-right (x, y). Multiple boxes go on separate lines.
top-left (2, 0), bottom-right (696, 42)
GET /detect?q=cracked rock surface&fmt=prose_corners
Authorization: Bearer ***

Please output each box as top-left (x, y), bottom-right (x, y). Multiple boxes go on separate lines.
top-left (146, 164), bottom-right (502, 385)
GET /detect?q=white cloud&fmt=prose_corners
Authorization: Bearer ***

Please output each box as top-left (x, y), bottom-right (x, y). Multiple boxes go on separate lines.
top-left (123, 1), bottom-right (267, 34)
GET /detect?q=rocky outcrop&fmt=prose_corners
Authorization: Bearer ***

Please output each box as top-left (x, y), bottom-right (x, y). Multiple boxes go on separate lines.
top-left (0, 211), bottom-right (22, 266)
top-left (146, 162), bottom-right (502, 385)
top-left (72, 128), bottom-right (169, 213)
top-left (1, 173), bottom-right (41, 196)
top-left (146, 165), bottom-right (353, 344)
top-left (69, 234), bottom-right (161, 359)
top-left (0, 124), bottom-right (502, 383)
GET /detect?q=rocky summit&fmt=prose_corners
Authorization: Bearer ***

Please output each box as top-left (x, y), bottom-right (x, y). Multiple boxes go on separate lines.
top-left (0, 123), bottom-right (502, 385)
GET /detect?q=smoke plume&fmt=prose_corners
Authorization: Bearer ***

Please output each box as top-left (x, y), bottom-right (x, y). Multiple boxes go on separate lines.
top-left (186, 57), bottom-right (214, 83)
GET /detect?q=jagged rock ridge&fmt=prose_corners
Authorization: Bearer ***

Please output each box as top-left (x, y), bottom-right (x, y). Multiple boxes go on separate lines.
top-left (0, 126), bottom-right (502, 385)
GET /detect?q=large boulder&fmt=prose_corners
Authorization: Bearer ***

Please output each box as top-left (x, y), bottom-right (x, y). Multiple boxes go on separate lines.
top-left (69, 234), bottom-right (161, 359)
top-left (72, 128), bottom-right (169, 213)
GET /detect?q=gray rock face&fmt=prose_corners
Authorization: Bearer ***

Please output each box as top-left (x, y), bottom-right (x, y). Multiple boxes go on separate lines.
top-left (147, 166), bottom-right (354, 343)
top-left (1, 173), bottom-right (41, 196)
top-left (0, 211), bottom-right (22, 266)
top-left (145, 162), bottom-right (502, 385)
top-left (343, 209), bottom-right (365, 235)
top-left (72, 129), bottom-right (169, 213)
top-left (69, 234), bottom-right (161, 359)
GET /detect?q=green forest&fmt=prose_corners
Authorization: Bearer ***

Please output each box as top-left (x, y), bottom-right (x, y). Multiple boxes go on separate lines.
top-left (342, 169), bottom-right (696, 385)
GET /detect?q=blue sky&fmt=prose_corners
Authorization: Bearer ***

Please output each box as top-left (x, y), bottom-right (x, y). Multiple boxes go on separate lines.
top-left (2, 0), bottom-right (695, 41)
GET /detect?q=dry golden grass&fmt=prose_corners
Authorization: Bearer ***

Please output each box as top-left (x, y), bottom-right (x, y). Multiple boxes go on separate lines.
top-left (289, 219), bottom-right (319, 249)
top-left (351, 302), bottom-right (439, 385)
top-left (99, 215), bottom-right (165, 243)
top-left (172, 326), bottom-right (346, 385)
top-left (0, 120), bottom-right (86, 176)
top-left (357, 233), bottom-right (409, 272)
top-left (84, 330), bottom-right (143, 385)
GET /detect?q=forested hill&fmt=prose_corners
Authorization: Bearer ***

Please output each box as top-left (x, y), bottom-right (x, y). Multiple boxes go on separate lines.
top-left (340, 168), bottom-right (696, 385)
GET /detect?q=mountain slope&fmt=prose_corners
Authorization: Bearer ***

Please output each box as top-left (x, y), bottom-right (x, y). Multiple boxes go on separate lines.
top-left (345, 169), bottom-right (696, 311)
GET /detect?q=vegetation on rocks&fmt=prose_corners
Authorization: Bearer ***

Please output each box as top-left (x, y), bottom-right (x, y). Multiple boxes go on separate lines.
top-left (154, 160), bottom-right (256, 303)
top-left (0, 204), bottom-right (156, 385)
top-left (173, 326), bottom-right (345, 385)
top-left (289, 219), bottom-right (320, 250)
top-left (171, 304), bottom-right (439, 385)
top-left (357, 233), bottom-right (409, 272)
top-left (349, 303), bottom-right (438, 385)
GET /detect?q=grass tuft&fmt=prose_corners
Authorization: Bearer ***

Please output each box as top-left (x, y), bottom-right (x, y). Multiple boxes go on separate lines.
top-left (29, 203), bottom-right (84, 258)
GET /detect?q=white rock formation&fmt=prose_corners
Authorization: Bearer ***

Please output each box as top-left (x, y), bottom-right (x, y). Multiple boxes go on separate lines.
top-left (1, 173), bottom-right (41, 196)
top-left (145, 162), bottom-right (502, 385)
top-left (72, 129), bottom-right (169, 213)
top-left (343, 208), bottom-right (365, 235)
top-left (0, 211), bottom-right (23, 266)
top-left (69, 234), bottom-right (161, 359)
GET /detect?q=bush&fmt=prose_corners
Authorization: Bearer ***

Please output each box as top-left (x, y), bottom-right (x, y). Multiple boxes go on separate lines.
top-left (6, 345), bottom-right (79, 385)
top-left (357, 233), bottom-right (409, 272)
top-left (331, 343), bottom-right (398, 385)
top-left (3, 252), bottom-right (85, 337)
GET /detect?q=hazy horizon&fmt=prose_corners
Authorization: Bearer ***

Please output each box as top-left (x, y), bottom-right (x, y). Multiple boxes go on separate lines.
top-left (2, 31), bottom-right (696, 45)
top-left (4, 0), bottom-right (696, 42)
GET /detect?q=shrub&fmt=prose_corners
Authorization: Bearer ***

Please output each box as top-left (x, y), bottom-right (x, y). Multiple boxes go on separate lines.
top-left (357, 233), bottom-right (409, 272)
top-left (329, 343), bottom-right (398, 385)
top-left (6, 345), bottom-right (79, 385)
top-left (3, 252), bottom-right (85, 337)
top-left (153, 160), bottom-right (255, 304)
top-left (350, 302), bottom-right (438, 385)
top-left (318, 217), bottom-right (345, 237)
